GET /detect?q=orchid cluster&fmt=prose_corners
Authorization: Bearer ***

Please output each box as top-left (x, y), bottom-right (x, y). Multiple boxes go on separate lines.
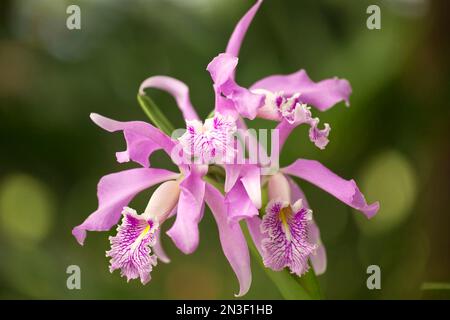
top-left (73, 0), bottom-right (379, 297)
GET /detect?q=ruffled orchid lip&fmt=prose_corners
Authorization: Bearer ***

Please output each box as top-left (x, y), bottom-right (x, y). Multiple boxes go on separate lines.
top-left (261, 199), bottom-right (317, 276)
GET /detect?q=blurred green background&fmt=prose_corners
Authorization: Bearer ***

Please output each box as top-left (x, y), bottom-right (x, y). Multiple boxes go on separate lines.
top-left (0, 0), bottom-right (449, 299)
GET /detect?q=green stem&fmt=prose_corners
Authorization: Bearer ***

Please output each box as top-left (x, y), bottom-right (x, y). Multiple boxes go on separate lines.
top-left (137, 93), bottom-right (175, 136)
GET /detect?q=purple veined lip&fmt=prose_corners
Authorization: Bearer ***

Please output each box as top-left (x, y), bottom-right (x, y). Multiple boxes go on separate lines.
top-left (106, 207), bottom-right (159, 285)
top-left (261, 199), bottom-right (317, 276)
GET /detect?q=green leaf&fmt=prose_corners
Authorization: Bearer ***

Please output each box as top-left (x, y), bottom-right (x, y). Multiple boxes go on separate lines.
top-left (137, 93), bottom-right (175, 136)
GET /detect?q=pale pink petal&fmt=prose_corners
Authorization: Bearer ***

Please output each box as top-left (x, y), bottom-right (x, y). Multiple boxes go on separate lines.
top-left (240, 165), bottom-right (262, 209)
top-left (153, 228), bottom-right (170, 264)
top-left (261, 200), bottom-right (316, 276)
top-left (268, 172), bottom-right (291, 203)
top-left (225, 180), bottom-right (258, 223)
top-left (246, 216), bottom-right (264, 256)
top-left (152, 205), bottom-right (177, 264)
top-left (90, 113), bottom-right (175, 166)
top-left (225, 0), bottom-right (263, 59)
top-left (167, 167), bottom-right (206, 254)
top-left (207, 53), bottom-right (264, 119)
top-left (236, 117), bottom-right (269, 164)
top-left (307, 220), bottom-right (327, 275)
top-left (204, 183), bottom-right (252, 297)
top-left (275, 111), bottom-right (331, 152)
top-left (224, 164), bottom-right (261, 208)
top-left (286, 175), bottom-right (309, 208)
top-left (224, 164), bottom-right (242, 193)
top-left (214, 87), bottom-right (239, 119)
top-left (250, 69), bottom-right (352, 111)
top-left (308, 119), bottom-right (331, 150)
top-left (207, 53), bottom-right (238, 88)
top-left (282, 159), bottom-right (379, 218)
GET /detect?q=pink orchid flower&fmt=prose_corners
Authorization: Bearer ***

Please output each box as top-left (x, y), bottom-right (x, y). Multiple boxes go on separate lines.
top-left (72, 83), bottom-right (252, 295)
top-left (72, 0), bottom-right (380, 296)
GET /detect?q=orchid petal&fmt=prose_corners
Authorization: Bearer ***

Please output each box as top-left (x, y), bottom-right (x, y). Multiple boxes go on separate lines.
top-left (224, 164), bottom-right (242, 193)
top-left (139, 76), bottom-right (199, 121)
top-left (286, 175), bottom-right (308, 206)
top-left (287, 176), bottom-right (326, 275)
top-left (207, 53), bottom-right (238, 88)
top-left (250, 69), bottom-right (352, 111)
top-left (282, 159), bottom-right (379, 218)
top-left (240, 165), bottom-right (262, 209)
top-left (204, 183), bottom-right (252, 297)
top-left (90, 113), bottom-right (175, 165)
top-left (114, 130), bottom-right (160, 167)
top-left (72, 168), bottom-right (179, 245)
top-left (152, 205), bottom-right (177, 264)
top-left (167, 167), bottom-right (206, 254)
top-left (246, 216), bottom-right (264, 256)
top-left (153, 228), bottom-right (170, 264)
top-left (236, 117), bottom-right (269, 164)
top-left (225, 180), bottom-right (259, 223)
top-left (307, 220), bottom-right (327, 275)
top-left (214, 89), bottom-right (239, 119)
top-left (229, 85), bottom-right (264, 120)
top-left (207, 53), bottom-right (264, 120)
top-left (225, 0), bottom-right (263, 59)
top-left (225, 164), bottom-right (262, 205)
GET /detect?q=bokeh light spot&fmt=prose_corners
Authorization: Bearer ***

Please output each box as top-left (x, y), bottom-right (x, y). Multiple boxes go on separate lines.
top-left (356, 150), bottom-right (417, 235)
top-left (0, 174), bottom-right (55, 244)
